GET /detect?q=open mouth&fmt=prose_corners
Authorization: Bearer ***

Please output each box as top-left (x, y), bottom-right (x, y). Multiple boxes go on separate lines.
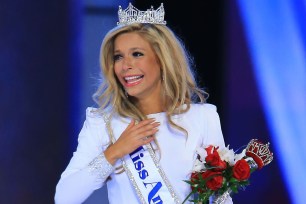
top-left (124, 75), bottom-right (144, 86)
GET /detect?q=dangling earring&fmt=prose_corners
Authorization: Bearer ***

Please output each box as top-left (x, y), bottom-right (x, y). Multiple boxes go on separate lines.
top-left (161, 70), bottom-right (165, 81)
top-left (125, 90), bottom-right (129, 98)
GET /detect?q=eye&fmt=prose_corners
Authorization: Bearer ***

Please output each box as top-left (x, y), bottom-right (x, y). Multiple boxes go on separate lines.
top-left (113, 54), bottom-right (122, 61)
top-left (132, 52), bottom-right (144, 57)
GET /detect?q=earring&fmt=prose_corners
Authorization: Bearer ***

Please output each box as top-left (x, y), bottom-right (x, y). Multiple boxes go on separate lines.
top-left (125, 90), bottom-right (129, 98)
top-left (161, 70), bottom-right (165, 81)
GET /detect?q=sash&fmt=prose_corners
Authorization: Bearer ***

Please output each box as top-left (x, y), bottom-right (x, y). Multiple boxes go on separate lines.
top-left (102, 113), bottom-right (181, 204)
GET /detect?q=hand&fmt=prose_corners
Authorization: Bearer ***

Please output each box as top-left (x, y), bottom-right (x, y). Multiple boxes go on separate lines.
top-left (104, 118), bottom-right (160, 165)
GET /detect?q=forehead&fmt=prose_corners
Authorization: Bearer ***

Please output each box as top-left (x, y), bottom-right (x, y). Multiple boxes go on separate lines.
top-left (114, 32), bottom-right (151, 50)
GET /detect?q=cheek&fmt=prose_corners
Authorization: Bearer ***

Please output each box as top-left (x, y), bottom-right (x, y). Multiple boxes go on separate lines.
top-left (154, 67), bottom-right (162, 79)
top-left (113, 65), bottom-right (121, 79)
top-left (113, 63), bottom-right (119, 75)
top-left (144, 62), bottom-right (160, 77)
top-left (113, 66), bottom-right (124, 85)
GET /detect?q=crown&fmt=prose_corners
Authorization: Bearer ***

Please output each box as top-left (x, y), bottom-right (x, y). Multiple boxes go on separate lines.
top-left (117, 3), bottom-right (167, 26)
top-left (245, 139), bottom-right (273, 169)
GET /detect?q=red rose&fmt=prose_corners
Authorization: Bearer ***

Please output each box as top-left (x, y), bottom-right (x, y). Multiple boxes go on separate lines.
top-left (191, 172), bottom-right (199, 184)
top-left (201, 170), bottom-right (224, 191)
top-left (205, 148), bottom-right (227, 170)
top-left (205, 145), bottom-right (214, 154)
top-left (233, 159), bottom-right (251, 181)
top-left (190, 172), bottom-right (205, 193)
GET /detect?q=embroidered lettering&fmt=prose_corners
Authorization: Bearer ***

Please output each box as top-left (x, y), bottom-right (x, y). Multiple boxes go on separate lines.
top-left (152, 195), bottom-right (163, 204)
top-left (132, 153), bottom-right (144, 163)
top-left (143, 181), bottom-right (163, 204)
top-left (134, 160), bottom-right (144, 171)
top-left (130, 146), bottom-right (145, 158)
top-left (130, 147), bottom-right (148, 180)
top-left (130, 146), bottom-right (163, 203)
top-left (139, 169), bottom-right (149, 179)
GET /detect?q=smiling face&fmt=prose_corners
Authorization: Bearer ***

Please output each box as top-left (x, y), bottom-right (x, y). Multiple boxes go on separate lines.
top-left (113, 32), bottom-right (162, 101)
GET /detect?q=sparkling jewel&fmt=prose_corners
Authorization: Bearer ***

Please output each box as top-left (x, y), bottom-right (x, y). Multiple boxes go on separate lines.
top-left (245, 139), bottom-right (273, 169)
top-left (117, 3), bottom-right (167, 26)
top-left (88, 152), bottom-right (114, 181)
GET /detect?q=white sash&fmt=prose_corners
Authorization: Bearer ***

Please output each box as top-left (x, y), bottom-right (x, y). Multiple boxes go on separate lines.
top-left (102, 113), bottom-right (181, 204)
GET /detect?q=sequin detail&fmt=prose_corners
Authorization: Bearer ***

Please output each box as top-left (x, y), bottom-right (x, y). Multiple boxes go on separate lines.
top-left (88, 152), bottom-right (114, 181)
top-left (122, 160), bottom-right (147, 204)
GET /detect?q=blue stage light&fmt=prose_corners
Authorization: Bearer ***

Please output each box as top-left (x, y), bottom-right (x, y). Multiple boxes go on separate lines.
top-left (237, 1), bottom-right (306, 203)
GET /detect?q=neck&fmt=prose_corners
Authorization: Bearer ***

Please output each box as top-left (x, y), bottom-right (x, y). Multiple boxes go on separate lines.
top-left (133, 96), bottom-right (165, 115)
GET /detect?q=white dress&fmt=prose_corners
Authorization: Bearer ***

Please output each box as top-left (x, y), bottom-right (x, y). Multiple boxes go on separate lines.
top-left (55, 103), bottom-right (233, 204)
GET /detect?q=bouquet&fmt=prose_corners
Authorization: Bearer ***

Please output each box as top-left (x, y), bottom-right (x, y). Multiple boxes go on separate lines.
top-left (183, 139), bottom-right (273, 204)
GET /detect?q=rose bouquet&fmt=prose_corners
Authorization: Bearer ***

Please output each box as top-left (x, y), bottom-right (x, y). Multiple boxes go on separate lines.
top-left (183, 139), bottom-right (273, 204)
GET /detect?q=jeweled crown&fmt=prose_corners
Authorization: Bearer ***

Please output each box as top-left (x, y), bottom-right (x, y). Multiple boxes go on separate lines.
top-left (246, 139), bottom-right (273, 169)
top-left (117, 3), bottom-right (167, 26)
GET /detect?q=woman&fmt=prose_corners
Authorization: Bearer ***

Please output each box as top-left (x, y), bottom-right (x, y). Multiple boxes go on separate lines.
top-left (55, 3), bottom-right (233, 204)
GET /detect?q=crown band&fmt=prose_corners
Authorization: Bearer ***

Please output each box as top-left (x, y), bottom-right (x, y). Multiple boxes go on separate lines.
top-left (117, 3), bottom-right (167, 26)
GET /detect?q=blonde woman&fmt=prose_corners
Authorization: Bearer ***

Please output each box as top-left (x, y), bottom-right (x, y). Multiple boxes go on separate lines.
top-left (55, 3), bottom-right (233, 204)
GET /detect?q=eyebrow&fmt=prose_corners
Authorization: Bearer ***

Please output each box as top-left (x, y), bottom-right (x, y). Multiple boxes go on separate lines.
top-left (114, 47), bottom-right (146, 53)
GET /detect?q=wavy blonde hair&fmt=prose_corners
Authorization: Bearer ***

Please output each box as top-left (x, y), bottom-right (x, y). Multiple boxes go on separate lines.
top-left (93, 23), bottom-right (207, 134)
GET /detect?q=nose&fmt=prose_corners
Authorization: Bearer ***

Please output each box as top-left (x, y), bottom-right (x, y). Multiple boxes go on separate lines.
top-left (122, 57), bottom-right (133, 71)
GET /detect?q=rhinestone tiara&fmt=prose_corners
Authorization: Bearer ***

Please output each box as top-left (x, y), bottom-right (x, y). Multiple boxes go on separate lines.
top-left (245, 139), bottom-right (273, 169)
top-left (117, 3), bottom-right (167, 26)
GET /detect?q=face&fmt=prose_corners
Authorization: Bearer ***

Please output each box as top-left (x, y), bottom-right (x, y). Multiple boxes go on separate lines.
top-left (113, 32), bottom-right (162, 101)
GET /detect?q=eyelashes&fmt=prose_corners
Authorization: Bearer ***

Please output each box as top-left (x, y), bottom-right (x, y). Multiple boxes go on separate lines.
top-left (132, 52), bottom-right (144, 57)
top-left (113, 52), bottom-right (144, 61)
top-left (113, 54), bottom-right (122, 61)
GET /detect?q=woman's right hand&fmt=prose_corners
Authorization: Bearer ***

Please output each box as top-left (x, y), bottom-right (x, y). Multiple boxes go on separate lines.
top-left (104, 118), bottom-right (160, 165)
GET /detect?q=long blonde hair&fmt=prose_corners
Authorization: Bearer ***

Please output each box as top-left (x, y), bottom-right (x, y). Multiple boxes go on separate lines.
top-left (93, 23), bottom-right (207, 134)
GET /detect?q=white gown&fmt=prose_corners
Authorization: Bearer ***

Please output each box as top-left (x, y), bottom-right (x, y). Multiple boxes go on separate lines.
top-left (54, 103), bottom-right (233, 204)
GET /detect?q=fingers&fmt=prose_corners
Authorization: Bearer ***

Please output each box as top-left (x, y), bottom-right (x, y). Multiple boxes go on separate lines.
top-left (126, 118), bottom-right (155, 131)
top-left (132, 120), bottom-right (160, 139)
top-left (113, 118), bottom-right (160, 158)
top-left (140, 135), bottom-right (155, 145)
top-left (131, 118), bottom-right (156, 129)
top-left (126, 119), bottom-right (135, 130)
top-left (137, 125), bottom-right (159, 138)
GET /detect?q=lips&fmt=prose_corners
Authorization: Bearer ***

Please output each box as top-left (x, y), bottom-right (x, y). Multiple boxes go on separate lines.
top-left (124, 75), bottom-right (144, 87)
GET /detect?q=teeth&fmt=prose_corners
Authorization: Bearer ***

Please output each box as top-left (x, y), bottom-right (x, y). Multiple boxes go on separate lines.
top-left (124, 75), bottom-right (143, 85)
top-left (124, 75), bottom-right (142, 81)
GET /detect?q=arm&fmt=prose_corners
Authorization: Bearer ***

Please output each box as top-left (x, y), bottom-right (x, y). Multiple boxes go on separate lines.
top-left (54, 108), bottom-right (114, 204)
top-left (55, 108), bottom-right (160, 204)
